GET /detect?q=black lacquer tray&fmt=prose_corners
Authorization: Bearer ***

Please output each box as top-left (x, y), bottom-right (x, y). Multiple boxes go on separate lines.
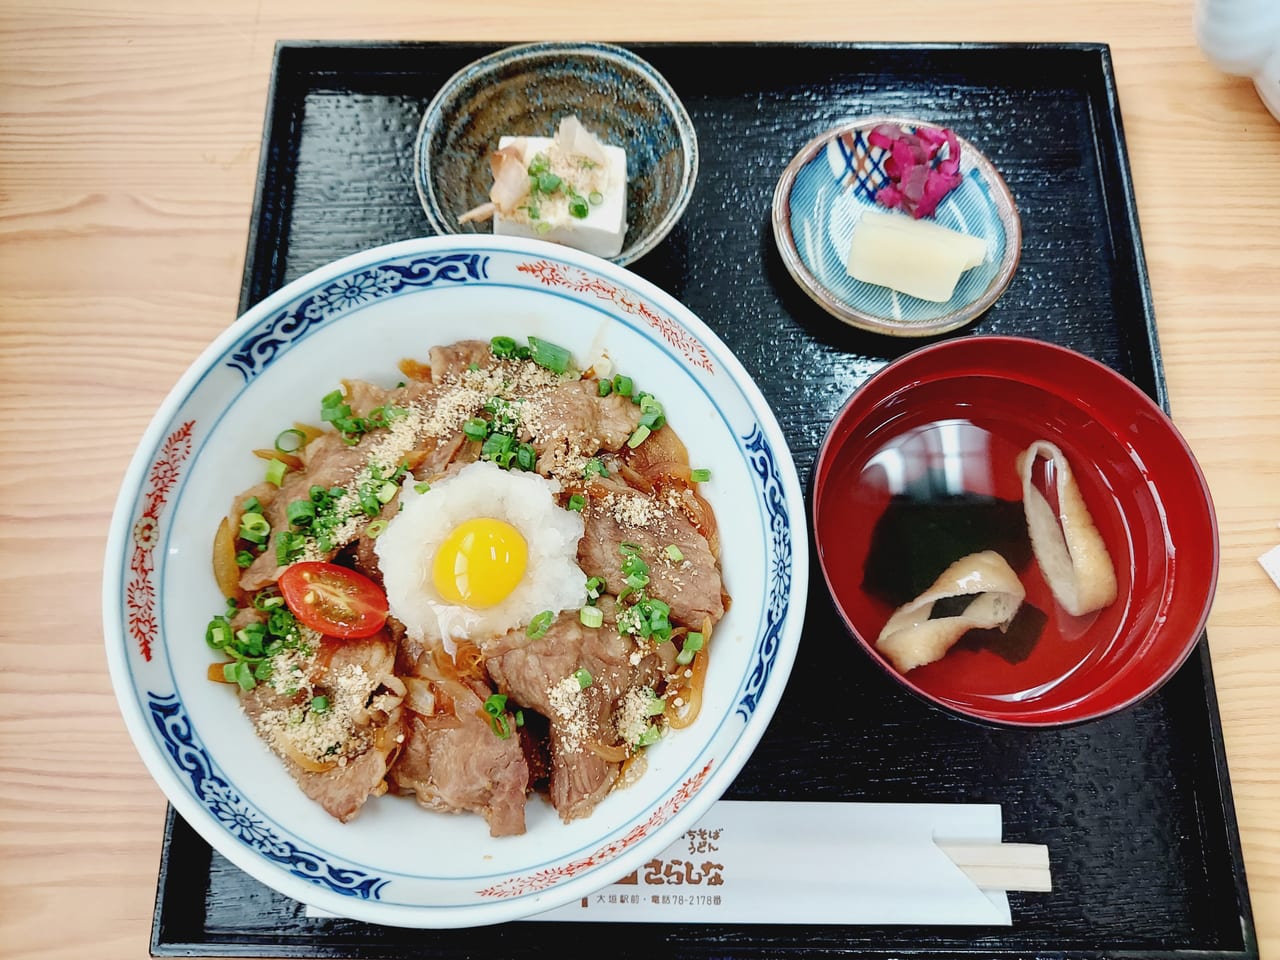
top-left (151, 41), bottom-right (1257, 958)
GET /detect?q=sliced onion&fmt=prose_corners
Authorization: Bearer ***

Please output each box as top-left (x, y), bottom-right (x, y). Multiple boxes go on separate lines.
top-left (668, 616), bottom-right (711, 730)
top-left (625, 423), bottom-right (691, 481)
top-left (398, 357), bottom-right (433, 381)
top-left (278, 737), bottom-right (338, 774)
top-left (253, 448), bottom-right (303, 470)
top-left (404, 677), bottom-right (438, 716)
top-left (586, 740), bottom-right (629, 762)
top-left (207, 662), bottom-right (234, 684)
top-left (380, 674), bottom-right (407, 698)
top-left (211, 515), bottom-right (241, 599)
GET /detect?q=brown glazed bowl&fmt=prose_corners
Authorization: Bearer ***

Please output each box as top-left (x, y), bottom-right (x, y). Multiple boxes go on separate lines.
top-left (414, 41), bottom-right (699, 267)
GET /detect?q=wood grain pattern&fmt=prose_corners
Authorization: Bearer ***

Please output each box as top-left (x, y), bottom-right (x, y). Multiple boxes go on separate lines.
top-left (2, 2), bottom-right (1278, 959)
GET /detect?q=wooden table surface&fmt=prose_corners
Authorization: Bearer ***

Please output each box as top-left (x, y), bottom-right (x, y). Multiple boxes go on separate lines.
top-left (2, 1), bottom-right (1277, 957)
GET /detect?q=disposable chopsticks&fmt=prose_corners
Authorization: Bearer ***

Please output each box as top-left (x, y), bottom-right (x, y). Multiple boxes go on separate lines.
top-left (936, 842), bottom-right (1052, 892)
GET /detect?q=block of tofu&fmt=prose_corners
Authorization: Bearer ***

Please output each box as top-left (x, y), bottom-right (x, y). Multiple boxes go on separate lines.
top-left (493, 135), bottom-right (628, 259)
top-left (846, 208), bottom-right (988, 303)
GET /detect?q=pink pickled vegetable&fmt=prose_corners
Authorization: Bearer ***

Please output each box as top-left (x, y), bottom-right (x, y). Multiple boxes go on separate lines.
top-left (868, 123), bottom-right (963, 219)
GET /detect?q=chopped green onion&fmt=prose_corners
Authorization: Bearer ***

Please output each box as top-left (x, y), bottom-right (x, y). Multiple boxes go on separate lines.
top-left (690, 468), bottom-right (712, 483)
top-left (276, 530), bottom-right (306, 565)
top-left (665, 544), bottom-right (684, 562)
top-left (636, 724), bottom-right (662, 747)
top-left (639, 408), bottom-right (666, 431)
top-left (274, 428), bottom-right (306, 454)
top-left (621, 550), bottom-right (650, 586)
top-left (527, 153), bottom-right (550, 176)
top-left (535, 221), bottom-right (553, 234)
top-left (611, 374), bottom-right (633, 397)
top-left (482, 693), bottom-right (511, 738)
top-left (568, 195), bottom-right (589, 219)
top-left (235, 550), bottom-right (255, 569)
top-left (366, 519), bottom-right (388, 538)
top-left (239, 512), bottom-right (270, 543)
top-left (528, 336), bottom-right (572, 375)
top-left (527, 610), bottom-right (554, 640)
top-left (585, 576), bottom-right (606, 600)
top-left (205, 618), bottom-right (231, 651)
top-left (482, 432), bottom-right (515, 468)
top-left (647, 696), bottom-right (667, 717)
top-left (579, 605), bottom-right (604, 629)
top-left (573, 668), bottom-right (593, 689)
top-left (241, 496), bottom-right (262, 514)
top-left (265, 458), bottom-right (288, 487)
top-left (588, 191), bottom-right (604, 205)
top-left (235, 622), bottom-right (265, 650)
top-left (375, 480), bottom-right (398, 503)
top-left (514, 710), bottom-right (524, 727)
top-left (223, 660), bottom-right (256, 691)
top-left (252, 591), bottom-right (284, 611)
top-left (597, 379), bottom-right (612, 397)
top-left (286, 499), bottom-right (316, 528)
top-left (414, 481), bottom-right (431, 495)
top-left (676, 631), bottom-right (705, 665)
top-left (627, 425), bottom-right (651, 448)
top-left (584, 457), bottom-right (608, 479)
top-left (310, 695), bottom-right (330, 714)
top-left (567, 493), bottom-right (586, 512)
top-left (358, 486), bottom-right (381, 517)
top-left (536, 172), bottom-right (562, 193)
top-left (515, 442), bottom-right (537, 472)
top-left (490, 336), bottom-right (517, 358)
top-left (463, 417), bottom-right (489, 441)
top-left (467, 362), bottom-right (480, 371)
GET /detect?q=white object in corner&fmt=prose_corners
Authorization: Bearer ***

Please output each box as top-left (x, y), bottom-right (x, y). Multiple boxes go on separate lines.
top-left (1194, 0), bottom-right (1280, 122)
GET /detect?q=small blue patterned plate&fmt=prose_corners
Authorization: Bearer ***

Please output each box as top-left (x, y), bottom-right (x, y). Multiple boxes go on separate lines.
top-left (772, 118), bottom-right (1020, 337)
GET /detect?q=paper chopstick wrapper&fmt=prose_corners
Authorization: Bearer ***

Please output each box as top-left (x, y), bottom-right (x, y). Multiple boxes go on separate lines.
top-left (304, 801), bottom-right (1046, 925)
top-left (529, 800), bottom-right (1017, 924)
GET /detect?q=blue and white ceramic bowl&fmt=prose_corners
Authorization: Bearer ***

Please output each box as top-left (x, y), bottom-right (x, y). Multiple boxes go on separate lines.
top-left (772, 118), bottom-right (1021, 337)
top-left (102, 235), bottom-right (807, 928)
top-left (415, 42), bottom-right (699, 267)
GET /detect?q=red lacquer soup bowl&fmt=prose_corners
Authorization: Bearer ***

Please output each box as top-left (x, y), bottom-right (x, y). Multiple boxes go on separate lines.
top-left (812, 335), bottom-right (1219, 727)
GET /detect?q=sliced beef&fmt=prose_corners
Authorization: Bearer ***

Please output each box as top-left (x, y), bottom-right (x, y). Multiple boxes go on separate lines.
top-left (483, 608), bottom-right (662, 822)
top-left (524, 380), bottom-right (642, 476)
top-left (387, 648), bottom-right (529, 837)
top-left (578, 477), bottom-right (726, 629)
top-left (237, 430), bottom-right (373, 591)
top-left (238, 630), bottom-right (405, 823)
top-left (340, 379), bottom-right (395, 419)
top-left (428, 340), bottom-right (492, 383)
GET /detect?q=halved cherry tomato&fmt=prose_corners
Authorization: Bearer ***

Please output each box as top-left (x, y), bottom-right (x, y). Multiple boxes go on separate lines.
top-left (277, 561), bottom-right (389, 639)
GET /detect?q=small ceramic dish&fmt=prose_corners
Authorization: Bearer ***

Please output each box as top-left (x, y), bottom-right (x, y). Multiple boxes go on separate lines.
top-left (772, 117), bottom-right (1021, 337)
top-left (812, 336), bottom-right (1218, 727)
top-left (414, 41), bottom-right (699, 267)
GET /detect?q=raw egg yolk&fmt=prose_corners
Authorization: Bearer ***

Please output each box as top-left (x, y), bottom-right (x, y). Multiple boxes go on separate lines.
top-left (431, 518), bottom-right (529, 609)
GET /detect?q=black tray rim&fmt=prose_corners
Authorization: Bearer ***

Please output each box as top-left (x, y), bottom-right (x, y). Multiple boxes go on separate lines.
top-left (154, 38), bottom-right (1257, 960)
